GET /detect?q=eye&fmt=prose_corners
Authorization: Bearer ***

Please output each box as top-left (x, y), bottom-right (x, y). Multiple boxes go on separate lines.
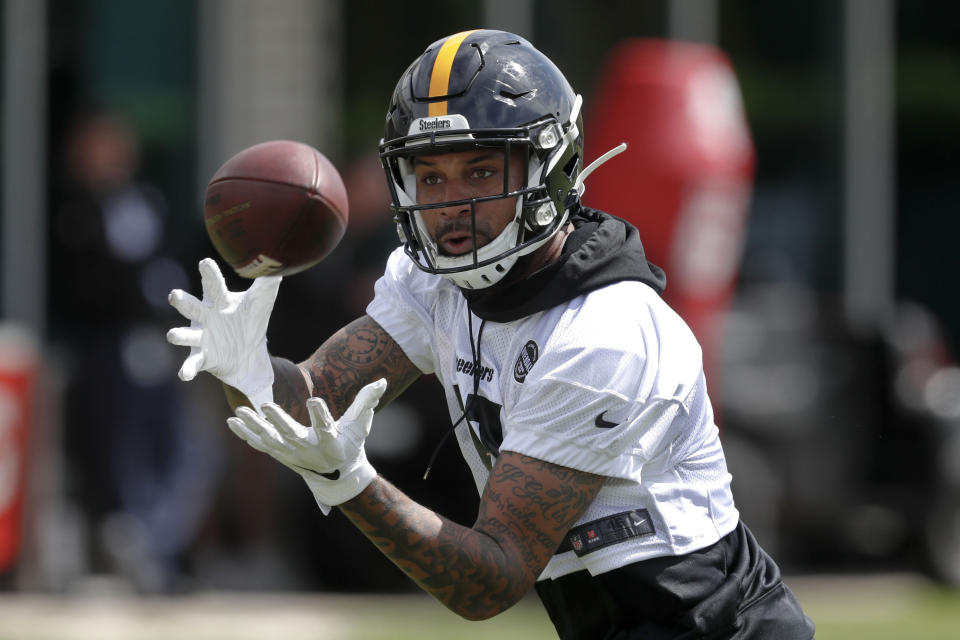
top-left (420, 174), bottom-right (442, 186)
top-left (471, 167), bottom-right (496, 179)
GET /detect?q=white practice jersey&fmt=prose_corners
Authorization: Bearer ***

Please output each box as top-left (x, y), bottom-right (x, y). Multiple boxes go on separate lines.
top-left (367, 247), bottom-right (739, 581)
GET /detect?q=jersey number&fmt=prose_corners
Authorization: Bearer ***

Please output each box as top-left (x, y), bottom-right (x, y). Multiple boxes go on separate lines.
top-left (453, 384), bottom-right (503, 457)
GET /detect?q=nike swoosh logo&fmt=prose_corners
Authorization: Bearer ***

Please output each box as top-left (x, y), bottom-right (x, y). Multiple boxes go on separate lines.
top-left (594, 410), bottom-right (618, 429)
top-left (295, 464), bottom-right (340, 481)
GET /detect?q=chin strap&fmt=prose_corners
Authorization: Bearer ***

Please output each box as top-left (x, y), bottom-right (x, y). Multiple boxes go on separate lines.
top-left (423, 309), bottom-right (487, 480)
top-left (574, 142), bottom-right (628, 198)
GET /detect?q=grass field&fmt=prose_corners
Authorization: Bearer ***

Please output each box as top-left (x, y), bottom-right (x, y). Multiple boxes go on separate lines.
top-left (1, 573), bottom-right (958, 639)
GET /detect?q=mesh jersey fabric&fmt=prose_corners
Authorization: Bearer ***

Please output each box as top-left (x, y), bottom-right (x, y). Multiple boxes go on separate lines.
top-left (367, 246), bottom-right (739, 580)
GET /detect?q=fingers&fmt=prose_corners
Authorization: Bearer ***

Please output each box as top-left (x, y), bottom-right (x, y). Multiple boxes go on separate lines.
top-left (247, 275), bottom-right (283, 322)
top-left (178, 351), bottom-right (205, 381)
top-left (234, 406), bottom-right (283, 444)
top-left (226, 416), bottom-right (272, 453)
top-left (166, 327), bottom-right (202, 348)
top-left (199, 258), bottom-right (230, 309)
top-left (167, 284), bottom-right (207, 381)
top-left (261, 403), bottom-right (308, 440)
top-left (168, 288), bottom-right (205, 321)
top-left (249, 274), bottom-right (283, 298)
top-left (306, 397), bottom-right (336, 432)
top-left (340, 379), bottom-right (388, 441)
top-left (343, 378), bottom-right (389, 422)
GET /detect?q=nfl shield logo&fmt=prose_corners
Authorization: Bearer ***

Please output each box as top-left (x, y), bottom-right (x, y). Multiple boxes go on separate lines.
top-left (513, 340), bottom-right (539, 383)
top-left (570, 534), bottom-right (583, 552)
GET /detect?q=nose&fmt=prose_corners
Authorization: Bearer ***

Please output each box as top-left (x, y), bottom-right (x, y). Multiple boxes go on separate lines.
top-left (435, 178), bottom-right (474, 218)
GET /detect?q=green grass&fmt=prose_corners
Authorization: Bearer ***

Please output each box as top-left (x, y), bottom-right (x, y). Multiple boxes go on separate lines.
top-left (344, 575), bottom-right (960, 640)
top-left (0, 574), bottom-right (958, 639)
top-left (789, 574), bottom-right (960, 640)
top-left (340, 594), bottom-right (555, 640)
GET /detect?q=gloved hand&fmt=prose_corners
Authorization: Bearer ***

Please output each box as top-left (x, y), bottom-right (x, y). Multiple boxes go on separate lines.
top-left (227, 378), bottom-right (388, 513)
top-left (166, 258), bottom-right (281, 410)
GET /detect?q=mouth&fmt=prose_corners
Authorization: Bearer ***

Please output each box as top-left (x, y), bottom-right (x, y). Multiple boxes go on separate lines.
top-left (438, 231), bottom-right (476, 256)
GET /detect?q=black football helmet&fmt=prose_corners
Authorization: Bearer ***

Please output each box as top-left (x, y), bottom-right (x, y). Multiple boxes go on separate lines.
top-left (379, 29), bottom-right (585, 289)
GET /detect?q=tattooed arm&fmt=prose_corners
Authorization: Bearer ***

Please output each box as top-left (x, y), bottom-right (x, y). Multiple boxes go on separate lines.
top-left (223, 315), bottom-right (603, 617)
top-left (224, 314), bottom-right (421, 421)
top-left (339, 451), bottom-right (605, 621)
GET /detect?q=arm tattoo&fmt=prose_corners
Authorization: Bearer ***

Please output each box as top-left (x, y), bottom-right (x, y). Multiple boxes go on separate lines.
top-left (225, 315), bottom-right (420, 421)
top-left (476, 455), bottom-right (604, 577)
top-left (341, 478), bottom-right (518, 621)
top-left (297, 314), bottom-right (420, 419)
top-left (339, 452), bottom-right (604, 620)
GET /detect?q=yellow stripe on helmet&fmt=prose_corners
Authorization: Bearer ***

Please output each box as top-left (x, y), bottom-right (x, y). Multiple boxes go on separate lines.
top-left (428, 29), bottom-right (480, 117)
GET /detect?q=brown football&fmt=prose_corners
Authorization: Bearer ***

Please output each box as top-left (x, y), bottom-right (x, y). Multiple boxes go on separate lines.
top-left (203, 140), bottom-right (349, 278)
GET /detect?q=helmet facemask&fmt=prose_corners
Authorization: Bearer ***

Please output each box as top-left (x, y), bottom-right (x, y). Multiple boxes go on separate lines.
top-left (381, 108), bottom-right (582, 290)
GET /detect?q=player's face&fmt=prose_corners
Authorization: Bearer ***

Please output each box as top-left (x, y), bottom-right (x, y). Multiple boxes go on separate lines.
top-left (413, 148), bottom-right (525, 256)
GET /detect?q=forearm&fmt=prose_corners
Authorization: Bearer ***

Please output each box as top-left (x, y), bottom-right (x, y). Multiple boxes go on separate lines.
top-left (298, 315), bottom-right (420, 418)
top-left (224, 315), bottom-right (419, 422)
top-left (223, 356), bottom-right (310, 418)
top-left (339, 476), bottom-right (532, 621)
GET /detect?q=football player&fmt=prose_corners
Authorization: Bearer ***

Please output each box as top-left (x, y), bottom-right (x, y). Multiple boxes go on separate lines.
top-left (168, 29), bottom-right (814, 638)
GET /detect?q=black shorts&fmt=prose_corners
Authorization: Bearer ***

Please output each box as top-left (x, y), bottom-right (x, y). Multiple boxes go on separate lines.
top-left (534, 521), bottom-right (815, 639)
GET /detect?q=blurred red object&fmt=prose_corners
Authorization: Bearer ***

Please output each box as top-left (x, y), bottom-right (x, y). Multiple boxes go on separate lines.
top-left (584, 39), bottom-right (756, 407)
top-left (0, 326), bottom-right (38, 572)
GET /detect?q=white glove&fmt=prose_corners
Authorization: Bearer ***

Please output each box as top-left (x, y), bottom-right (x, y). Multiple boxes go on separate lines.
top-left (166, 258), bottom-right (280, 410)
top-left (227, 378), bottom-right (388, 513)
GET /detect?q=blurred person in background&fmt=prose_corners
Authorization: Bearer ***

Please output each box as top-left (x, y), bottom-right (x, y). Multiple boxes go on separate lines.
top-left (168, 30), bottom-right (813, 638)
top-left (47, 111), bottom-right (221, 593)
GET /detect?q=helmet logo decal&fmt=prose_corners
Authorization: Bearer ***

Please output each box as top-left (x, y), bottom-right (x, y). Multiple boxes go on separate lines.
top-left (428, 29), bottom-right (479, 117)
top-left (419, 118), bottom-right (451, 131)
top-left (407, 114), bottom-right (471, 139)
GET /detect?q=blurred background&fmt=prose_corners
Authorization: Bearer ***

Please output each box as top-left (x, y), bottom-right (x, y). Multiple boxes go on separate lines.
top-left (1, 0), bottom-right (959, 629)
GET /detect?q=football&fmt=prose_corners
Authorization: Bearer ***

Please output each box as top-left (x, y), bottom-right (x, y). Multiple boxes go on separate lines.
top-left (203, 140), bottom-right (349, 278)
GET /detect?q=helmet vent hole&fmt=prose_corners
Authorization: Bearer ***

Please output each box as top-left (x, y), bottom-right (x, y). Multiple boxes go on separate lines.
top-left (495, 264), bottom-right (505, 273)
top-left (500, 89), bottom-right (532, 101)
top-left (563, 153), bottom-right (580, 179)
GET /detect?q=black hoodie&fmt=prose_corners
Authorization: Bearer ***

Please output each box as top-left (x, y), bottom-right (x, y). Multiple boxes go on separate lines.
top-left (462, 206), bottom-right (667, 323)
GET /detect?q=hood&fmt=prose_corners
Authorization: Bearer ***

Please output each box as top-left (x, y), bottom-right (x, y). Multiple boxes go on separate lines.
top-left (462, 206), bottom-right (666, 322)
